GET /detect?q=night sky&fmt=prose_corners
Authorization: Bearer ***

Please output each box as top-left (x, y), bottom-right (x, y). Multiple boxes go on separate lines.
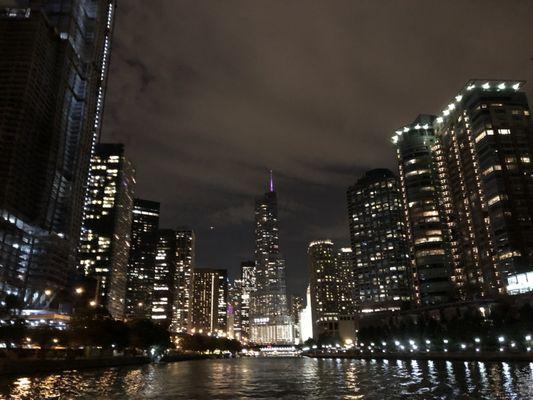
top-left (102, 1), bottom-right (533, 296)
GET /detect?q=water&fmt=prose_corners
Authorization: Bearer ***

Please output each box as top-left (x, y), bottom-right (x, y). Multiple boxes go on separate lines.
top-left (1, 357), bottom-right (532, 399)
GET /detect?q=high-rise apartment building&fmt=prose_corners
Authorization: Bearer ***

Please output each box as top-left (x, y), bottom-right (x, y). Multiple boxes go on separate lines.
top-left (393, 116), bottom-right (457, 306)
top-left (126, 199), bottom-right (159, 320)
top-left (170, 229), bottom-right (195, 333)
top-left (78, 144), bottom-right (135, 320)
top-left (228, 279), bottom-right (243, 340)
top-left (433, 80), bottom-right (533, 297)
top-left (307, 240), bottom-right (338, 339)
top-left (240, 261), bottom-right (256, 341)
top-left (190, 268), bottom-right (228, 334)
top-left (151, 229), bottom-right (177, 328)
top-left (250, 174), bottom-right (293, 344)
top-left (347, 169), bottom-right (411, 312)
top-left (0, 1), bottom-right (116, 304)
top-left (393, 80), bottom-right (533, 300)
top-left (336, 247), bottom-right (357, 315)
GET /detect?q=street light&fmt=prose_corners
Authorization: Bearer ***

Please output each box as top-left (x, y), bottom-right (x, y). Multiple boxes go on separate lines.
top-left (474, 337), bottom-right (481, 343)
top-left (89, 300), bottom-right (97, 307)
top-left (75, 287), bottom-right (84, 295)
top-left (498, 336), bottom-right (505, 343)
top-left (44, 289), bottom-right (52, 296)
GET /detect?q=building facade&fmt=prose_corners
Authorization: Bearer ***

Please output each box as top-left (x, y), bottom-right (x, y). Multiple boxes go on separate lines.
top-left (170, 229), bottom-right (195, 333)
top-left (433, 80), bottom-right (533, 297)
top-left (0, 1), bottom-right (116, 306)
top-left (228, 279), bottom-right (243, 340)
top-left (240, 260), bottom-right (256, 341)
top-left (250, 174), bottom-right (293, 344)
top-left (336, 247), bottom-right (357, 315)
top-left (393, 116), bottom-right (457, 306)
top-left (78, 144), bottom-right (135, 320)
top-left (347, 169), bottom-right (411, 312)
top-left (392, 80), bottom-right (533, 301)
top-left (190, 268), bottom-right (228, 334)
top-left (125, 199), bottom-right (159, 320)
top-left (151, 229), bottom-right (178, 328)
top-left (307, 240), bottom-right (339, 339)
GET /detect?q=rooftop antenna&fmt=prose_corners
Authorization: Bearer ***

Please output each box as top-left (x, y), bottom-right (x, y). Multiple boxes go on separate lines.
top-left (269, 170), bottom-right (274, 192)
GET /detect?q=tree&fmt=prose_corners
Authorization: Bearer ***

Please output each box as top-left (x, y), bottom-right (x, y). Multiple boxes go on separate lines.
top-left (0, 319), bottom-right (27, 348)
top-left (128, 319), bottom-right (170, 350)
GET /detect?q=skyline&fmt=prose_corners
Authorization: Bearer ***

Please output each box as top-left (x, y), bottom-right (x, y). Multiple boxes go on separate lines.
top-left (101, 1), bottom-right (533, 296)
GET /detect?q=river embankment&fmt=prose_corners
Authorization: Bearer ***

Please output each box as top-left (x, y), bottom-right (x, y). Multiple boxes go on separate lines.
top-left (309, 351), bottom-right (533, 362)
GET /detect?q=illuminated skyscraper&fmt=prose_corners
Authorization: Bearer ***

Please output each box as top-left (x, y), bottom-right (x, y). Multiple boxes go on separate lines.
top-left (171, 229), bottom-right (195, 333)
top-left (151, 229), bottom-right (177, 327)
top-left (126, 199), bottom-right (160, 320)
top-left (393, 116), bottom-right (456, 306)
top-left (250, 173), bottom-right (293, 344)
top-left (240, 260), bottom-right (256, 341)
top-left (78, 144), bottom-right (135, 320)
top-left (393, 80), bottom-right (533, 300)
top-left (347, 169), bottom-right (411, 312)
top-left (336, 247), bottom-right (357, 315)
top-left (228, 279), bottom-right (243, 340)
top-left (307, 240), bottom-right (339, 339)
top-left (433, 80), bottom-right (533, 296)
top-left (0, 1), bottom-right (116, 304)
top-left (190, 268), bottom-right (228, 334)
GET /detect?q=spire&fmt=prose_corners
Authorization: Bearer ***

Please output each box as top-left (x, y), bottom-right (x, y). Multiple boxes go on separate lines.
top-left (269, 170), bottom-right (274, 192)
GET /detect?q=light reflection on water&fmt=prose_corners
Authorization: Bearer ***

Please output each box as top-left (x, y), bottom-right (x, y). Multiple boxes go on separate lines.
top-left (1, 357), bottom-right (532, 399)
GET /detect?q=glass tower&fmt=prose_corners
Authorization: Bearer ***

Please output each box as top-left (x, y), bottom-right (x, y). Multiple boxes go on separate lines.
top-left (0, 0), bottom-right (116, 305)
top-left (250, 173), bottom-right (293, 344)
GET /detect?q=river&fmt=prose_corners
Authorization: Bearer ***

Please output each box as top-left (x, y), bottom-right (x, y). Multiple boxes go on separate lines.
top-left (1, 357), bottom-right (532, 399)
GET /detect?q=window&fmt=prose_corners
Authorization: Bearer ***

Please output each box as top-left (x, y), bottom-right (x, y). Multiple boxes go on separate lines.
top-left (475, 130), bottom-right (494, 143)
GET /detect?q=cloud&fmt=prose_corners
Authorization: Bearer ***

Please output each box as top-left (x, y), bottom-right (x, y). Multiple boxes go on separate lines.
top-left (102, 0), bottom-right (533, 294)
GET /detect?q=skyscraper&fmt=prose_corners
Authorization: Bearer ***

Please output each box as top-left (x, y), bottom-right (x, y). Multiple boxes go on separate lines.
top-left (250, 173), bottom-right (293, 344)
top-left (433, 80), bottom-right (533, 297)
top-left (307, 240), bottom-right (339, 339)
top-left (336, 247), bottom-right (357, 315)
top-left (190, 268), bottom-right (228, 334)
top-left (289, 294), bottom-right (304, 341)
top-left (347, 169), bottom-right (411, 312)
top-left (78, 144), bottom-right (135, 320)
top-left (126, 199), bottom-right (160, 320)
top-left (393, 80), bottom-right (533, 300)
top-left (228, 279), bottom-right (243, 340)
top-left (151, 229), bottom-right (177, 328)
top-left (170, 229), bottom-right (195, 333)
top-left (393, 116), bottom-right (457, 306)
top-left (240, 260), bottom-right (256, 341)
top-left (0, 1), bottom-right (116, 304)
